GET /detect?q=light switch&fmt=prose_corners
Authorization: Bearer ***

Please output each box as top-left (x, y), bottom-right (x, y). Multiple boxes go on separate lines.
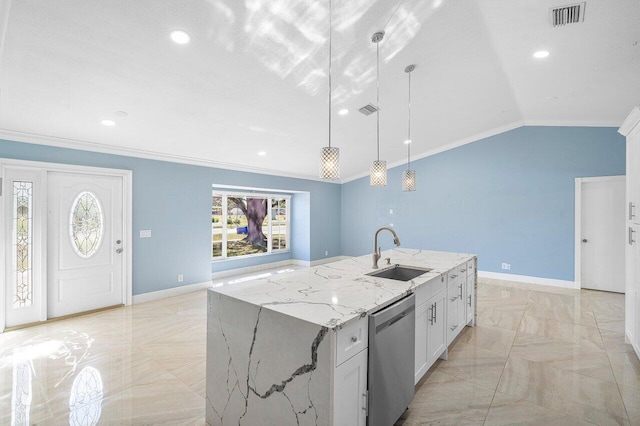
top-left (389, 209), bottom-right (393, 214)
top-left (140, 230), bottom-right (152, 238)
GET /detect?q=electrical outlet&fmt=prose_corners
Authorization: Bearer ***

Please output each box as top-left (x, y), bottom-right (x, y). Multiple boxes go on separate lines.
top-left (389, 209), bottom-right (394, 215)
top-left (325, 250), bottom-right (328, 256)
top-left (139, 230), bottom-right (151, 238)
top-left (178, 274), bottom-right (184, 282)
top-left (389, 223), bottom-right (394, 227)
top-left (501, 263), bottom-right (510, 270)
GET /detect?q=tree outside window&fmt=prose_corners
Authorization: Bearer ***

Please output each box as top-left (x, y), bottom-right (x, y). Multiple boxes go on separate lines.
top-left (212, 193), bottom-right (290, 259)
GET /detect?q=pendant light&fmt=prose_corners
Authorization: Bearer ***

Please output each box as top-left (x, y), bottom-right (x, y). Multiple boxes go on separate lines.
top-left (402, 64), bottom-right (416, 191)
top-left (320, 0), bottom-right (340, 180)
top-left (370, 31), bottom-right (387, 187)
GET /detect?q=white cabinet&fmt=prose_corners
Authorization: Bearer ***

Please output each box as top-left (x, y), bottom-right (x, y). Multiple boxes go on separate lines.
top-left (414, 274), bottom-right (446, 383)
top-left (334, 348), bottom-right (367, 426)
top-left (465, 259), bottom-right (476, 326)
top-left (621, 106), bottom-right (640, 360)
top-left (414, 300), bottom-right (429, 382)
top-left (446, 270), bottom-right (465, 345)
top-left (414, 258), bottom-right (476, 384)
top-left (427, 289), bottom-right (446, 366)
top-left (334, 318), bottom-right (368, 426)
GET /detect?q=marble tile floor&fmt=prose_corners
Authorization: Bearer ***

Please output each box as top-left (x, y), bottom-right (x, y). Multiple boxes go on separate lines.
top-left (0, 270), bottom-right (638, 425)
top-left (397, 278), bottom-right (638, 426)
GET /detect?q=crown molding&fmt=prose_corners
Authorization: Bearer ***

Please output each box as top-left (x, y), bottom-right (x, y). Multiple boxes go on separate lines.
top-left (522, 118), bottom-right (624, 127)
top-left (0, 128), bottom-right (340, 184)
top-left (618, 106), bottom-right (640, 136)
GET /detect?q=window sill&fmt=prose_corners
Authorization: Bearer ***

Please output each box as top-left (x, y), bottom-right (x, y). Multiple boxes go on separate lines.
top-left (212, 250), bottom-right (290, 262)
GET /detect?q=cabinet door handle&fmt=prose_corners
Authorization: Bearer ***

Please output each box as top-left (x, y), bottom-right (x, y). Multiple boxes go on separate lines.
top-left (630, 227), bottom-right (636, 245)
top-left (450, 296), bottom-right (458, 302)
top-left (434, 302), bottom-right (437, 324)
top-left (362, 392), bottom-right (368, 415)
top-left (450, 325), bottom-right (457, 331)
top-left (630, 202), bottom-right (636, 220)
top-left (468, 294), bottom-right (472, 306)
top-left (451, 274), bottom-right (457, 279)
top-left (350, 336), bottom-right (357, 343)
top-left (428, 306), bottom-right (434, 325)
top-left (458, 284), bottom-right (463, 300)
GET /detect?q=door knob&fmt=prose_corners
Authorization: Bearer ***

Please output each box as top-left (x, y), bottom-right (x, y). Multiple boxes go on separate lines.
top-left (116, 248), bottom-right (123, 254)
top-left (582, 239), bottom-right (587, 243)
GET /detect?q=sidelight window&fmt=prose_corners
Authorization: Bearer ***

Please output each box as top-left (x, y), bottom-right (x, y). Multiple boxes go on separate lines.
top-left (12, 181), bottom-right (33, 308)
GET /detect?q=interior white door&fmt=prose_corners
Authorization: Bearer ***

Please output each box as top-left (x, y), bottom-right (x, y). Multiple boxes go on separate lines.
top-left (47, 172), bottom-right (124, 318)
top-left (581, 177), bottom-right (626, 292)
top-left (3, 167), bottom-right (44, 328)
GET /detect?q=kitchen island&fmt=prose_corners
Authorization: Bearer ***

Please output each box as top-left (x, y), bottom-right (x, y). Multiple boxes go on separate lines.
top-left (206, 248), bottom-right (476, 425)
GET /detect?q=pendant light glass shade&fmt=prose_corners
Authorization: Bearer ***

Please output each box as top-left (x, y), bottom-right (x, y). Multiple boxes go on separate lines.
top-left (370, 160), bottom-right (387, 186)
top-left (402, 169), bottom-right (416, 191)
top-left (370, 31), bottom-right (387, 187)
top-left (319, 0), bottom-right (340, 180)
top-left (402, 64), bottom-right (416, 192)
top-left (320, 146), bottom-right (340, 179)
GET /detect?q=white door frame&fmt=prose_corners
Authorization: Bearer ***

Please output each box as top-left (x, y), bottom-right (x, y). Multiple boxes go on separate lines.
top-left (574, 175), bottom-right (626, 290)
top-left (0, 158), bottom-right (133, 332)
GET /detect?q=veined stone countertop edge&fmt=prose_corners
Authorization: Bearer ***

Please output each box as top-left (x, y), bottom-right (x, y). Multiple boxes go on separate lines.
top-left (209, 248), bottom-right (476, 330)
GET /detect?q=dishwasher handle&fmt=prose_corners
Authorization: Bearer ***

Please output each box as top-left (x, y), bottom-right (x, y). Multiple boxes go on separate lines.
top-left (370, 294), bottom-right (416, 335)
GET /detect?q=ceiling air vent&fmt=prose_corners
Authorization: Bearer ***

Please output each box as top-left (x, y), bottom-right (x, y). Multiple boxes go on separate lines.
top-left (550, 2), bottom-right (586, 27)
top-left (359, 103), bottom-right (379, 116)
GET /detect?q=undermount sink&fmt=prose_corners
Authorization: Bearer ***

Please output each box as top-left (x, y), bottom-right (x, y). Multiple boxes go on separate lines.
top-left (366, 264), bottom-right (433, 281)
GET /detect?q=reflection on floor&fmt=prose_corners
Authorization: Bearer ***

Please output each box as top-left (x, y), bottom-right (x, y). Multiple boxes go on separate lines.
top-left (398, 278), bottom-right (638, 425)
top-left (0, 272), bottom-right (638, 425)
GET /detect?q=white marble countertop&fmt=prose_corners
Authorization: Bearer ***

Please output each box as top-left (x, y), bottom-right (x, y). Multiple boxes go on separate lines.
top-left (209, 248), bottom-right (475, 329)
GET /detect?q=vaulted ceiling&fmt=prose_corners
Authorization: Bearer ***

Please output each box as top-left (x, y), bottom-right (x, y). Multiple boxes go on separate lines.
top-left (0, 0), bottom-right (638, 181)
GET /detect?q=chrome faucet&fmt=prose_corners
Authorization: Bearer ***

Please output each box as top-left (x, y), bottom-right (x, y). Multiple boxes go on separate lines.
top-left (373, 226), bottom-right (401, 269)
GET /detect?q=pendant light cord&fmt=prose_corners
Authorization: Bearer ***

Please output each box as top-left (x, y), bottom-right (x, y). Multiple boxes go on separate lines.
top-left (376, 39), bottom-right (380, 162)
top-left (407, 70), bottom-right (411, 170)
top-left (328, 0), bottom-right (332, 149)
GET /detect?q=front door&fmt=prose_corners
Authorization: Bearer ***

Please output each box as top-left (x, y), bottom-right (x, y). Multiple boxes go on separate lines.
top-left (47, 172), bottom-right (124, 318)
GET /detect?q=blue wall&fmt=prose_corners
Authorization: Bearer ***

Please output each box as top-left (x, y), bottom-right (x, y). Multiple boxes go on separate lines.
top-left (341, 126), bottom-right (625, 281)
top-left (0, 139), bottom-right (341, 295)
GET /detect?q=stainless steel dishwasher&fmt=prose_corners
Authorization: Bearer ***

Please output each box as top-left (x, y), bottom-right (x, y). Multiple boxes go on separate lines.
top-left (368, 294), bottom-right (415, 426)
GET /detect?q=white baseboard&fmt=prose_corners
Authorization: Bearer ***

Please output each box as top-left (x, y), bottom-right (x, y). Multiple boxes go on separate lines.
top-left (478, 270), bottom-right (576, 289)
top-left (133, 281), bottom-right (213, 304)
top-left (311, 256), bottom-right (349, 266)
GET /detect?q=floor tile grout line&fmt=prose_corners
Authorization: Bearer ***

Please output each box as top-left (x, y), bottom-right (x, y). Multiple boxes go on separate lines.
top-left (592, 299), bottom-right (633, 424)
top-left (481, 284), bottom-right (529, 425)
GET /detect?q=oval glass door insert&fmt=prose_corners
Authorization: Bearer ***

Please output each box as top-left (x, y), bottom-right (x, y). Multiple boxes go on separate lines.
top-left (69, 191), bottom-right (104, 258)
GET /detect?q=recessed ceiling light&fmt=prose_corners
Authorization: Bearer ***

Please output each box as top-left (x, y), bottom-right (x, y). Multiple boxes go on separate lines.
top-left (170, 30), bottom-right (191, 45)
top-left (404, 139), bottom-right (412, 145)
top-left (338, 108), bottom-right (349, 116)
top-left (101, 119), bottom-right (116, 126)
top-left (533, 50), bottom-right (549, 59)
top-left (258, 151), bottom-right (266, 156)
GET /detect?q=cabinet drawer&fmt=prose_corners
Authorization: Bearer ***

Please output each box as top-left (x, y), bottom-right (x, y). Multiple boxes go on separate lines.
top-left (466, 259), bottom-right (476, 276)
top-left (457, 263), bottom-right (468, 276)
top-left (447, 268), bottom-right (462, 282)
top-left (336, 317), bottom-right (368, 366)
top-left (414, 274), bottom-right (446, 306)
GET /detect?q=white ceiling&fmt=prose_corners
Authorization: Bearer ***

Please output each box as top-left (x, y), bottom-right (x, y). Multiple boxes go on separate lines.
top-left (0, 0), bottom-right (638, 182)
